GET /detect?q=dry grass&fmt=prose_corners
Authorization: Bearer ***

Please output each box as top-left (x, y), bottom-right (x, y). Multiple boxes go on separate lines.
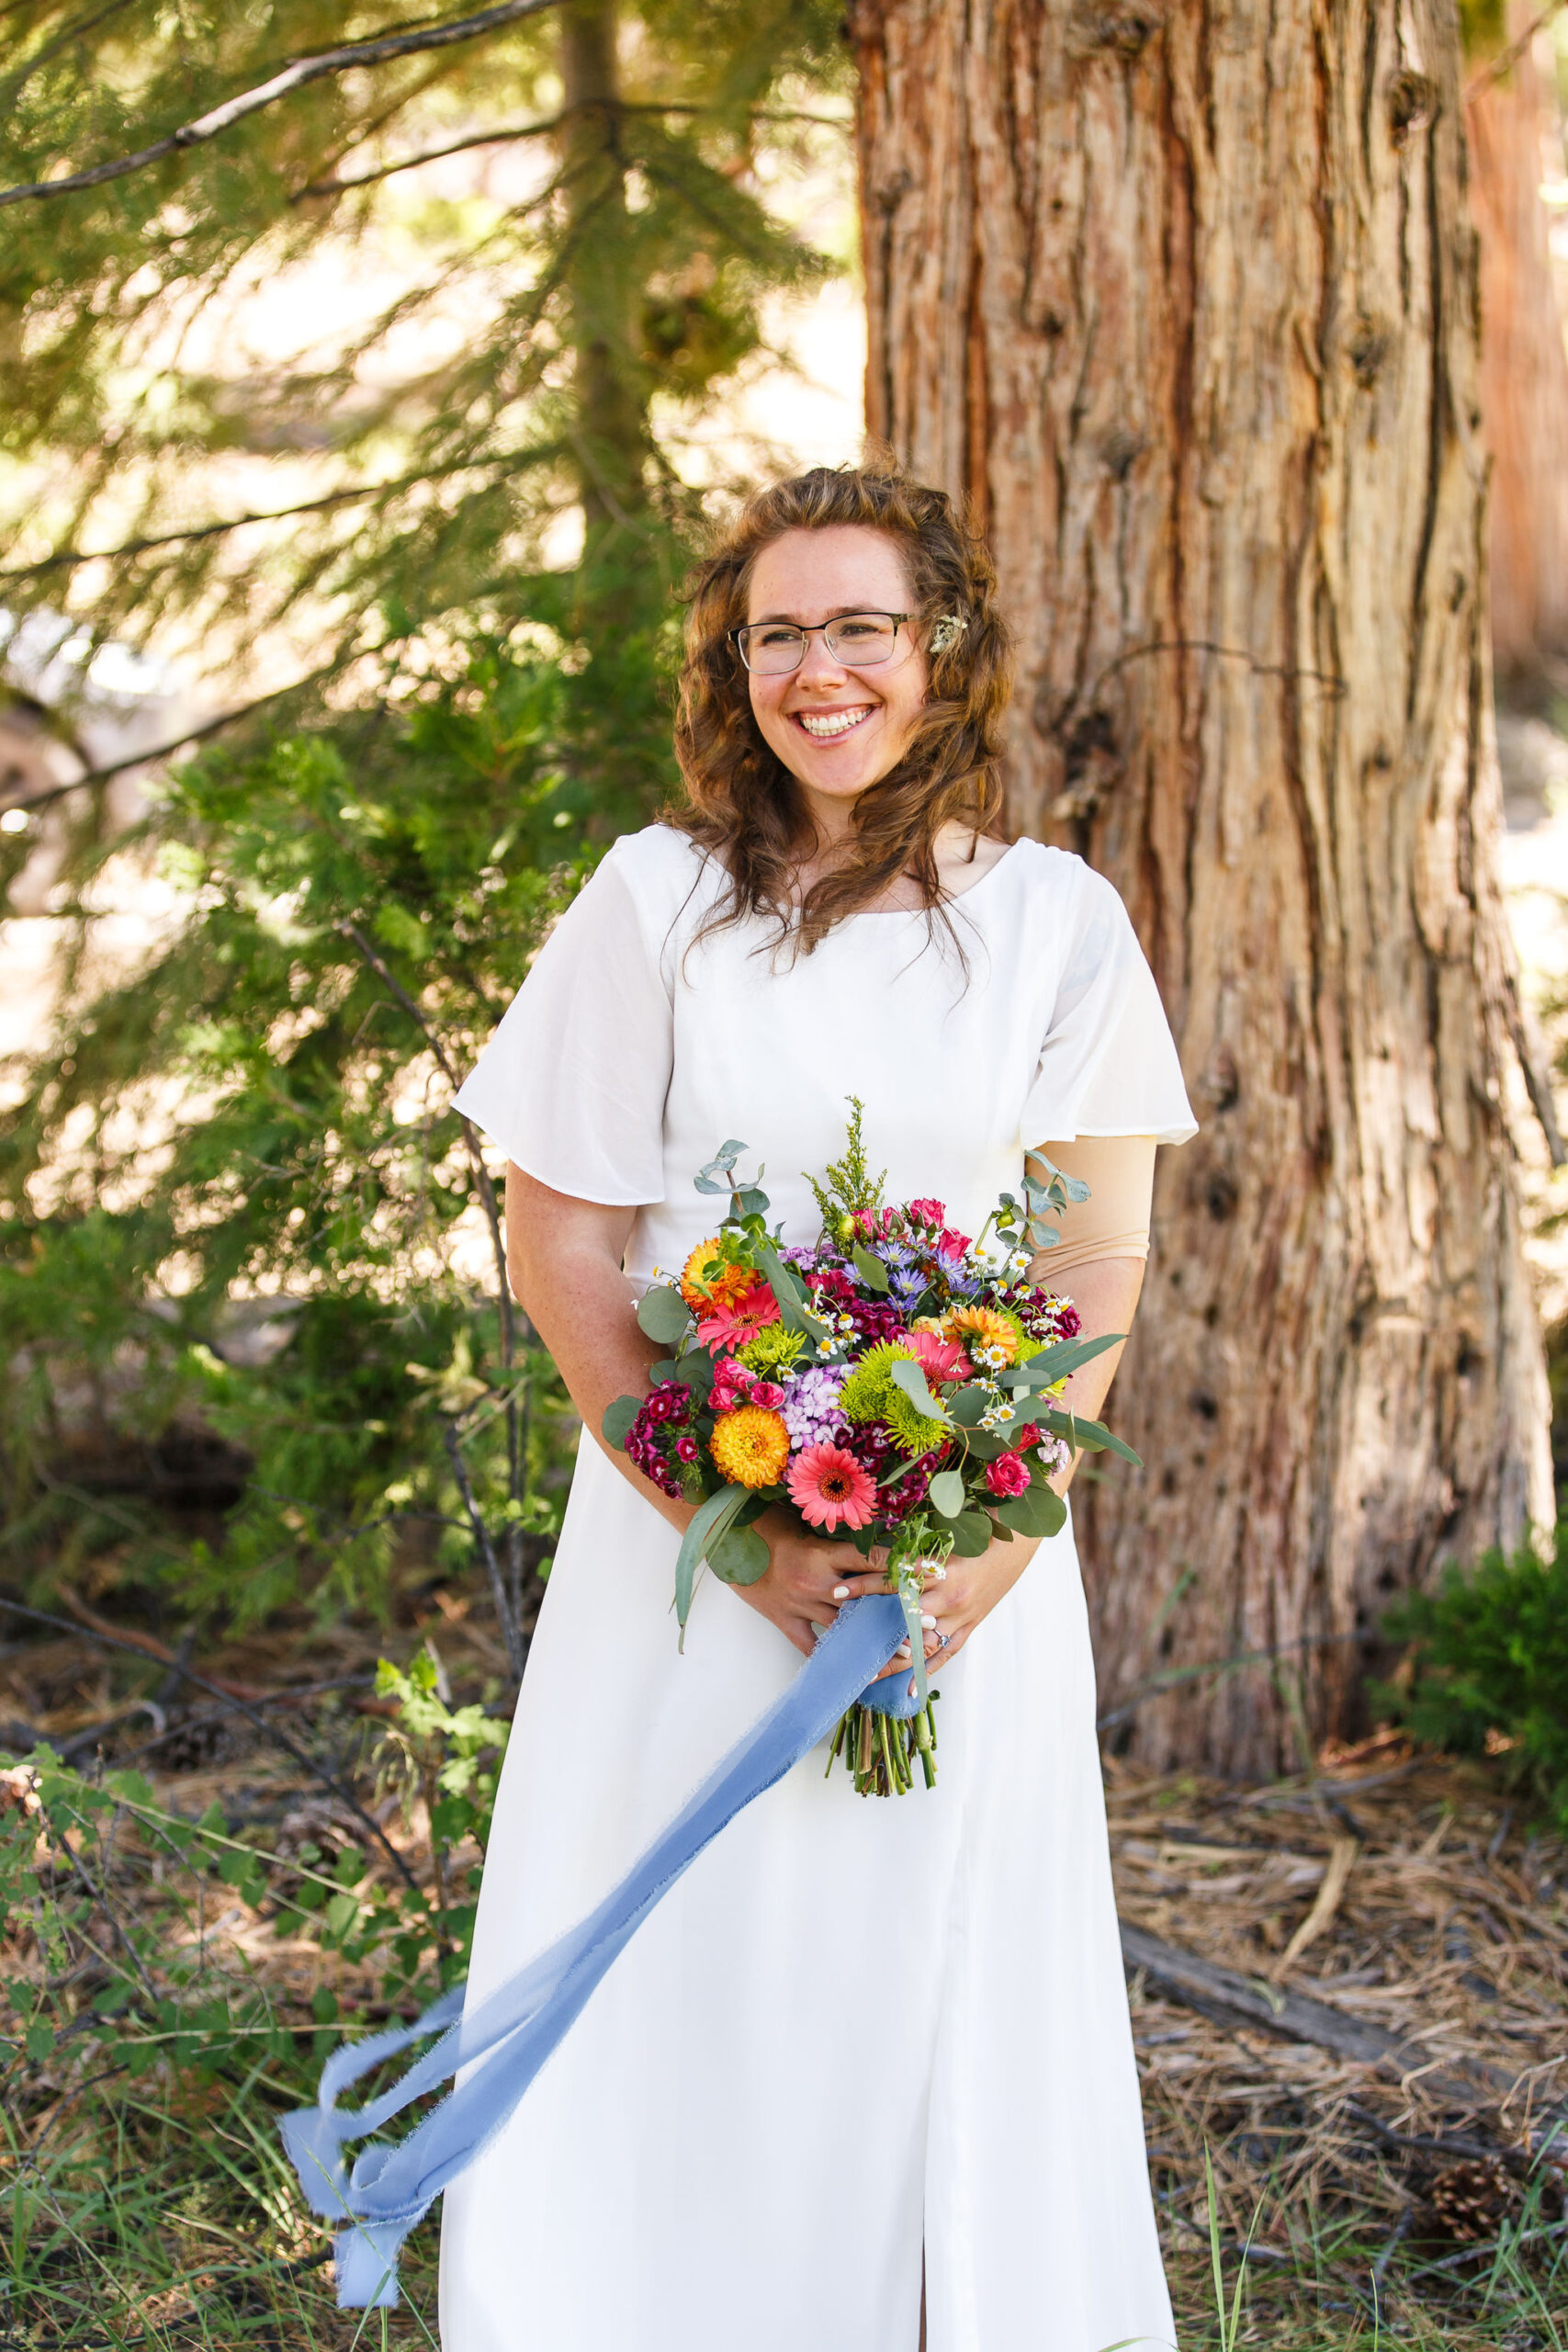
top-left (1109, 1735), bottom-right (1568, 2342)
top-left (2, 1612), bottom-right (1564, 2346)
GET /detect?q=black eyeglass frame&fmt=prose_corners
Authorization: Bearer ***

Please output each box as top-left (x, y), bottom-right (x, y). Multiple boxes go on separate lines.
top-left (729, 610), bottom-right (914, 674)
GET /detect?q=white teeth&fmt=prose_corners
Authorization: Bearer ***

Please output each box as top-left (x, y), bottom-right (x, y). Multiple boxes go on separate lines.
top-left (796, 707), bottom-right (870, 738)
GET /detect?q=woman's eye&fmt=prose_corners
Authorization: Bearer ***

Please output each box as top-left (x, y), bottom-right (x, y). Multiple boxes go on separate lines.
top-left (757, 627), bottom-right (801, 649)
top-left (835, 618), bottom-right (883, 640)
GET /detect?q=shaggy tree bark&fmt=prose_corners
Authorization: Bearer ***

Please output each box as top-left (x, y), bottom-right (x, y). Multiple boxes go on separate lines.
top-left (1466, 16), bottom-right (1568, 681)
top-left (852, 0), bottom-right (1557, 1773)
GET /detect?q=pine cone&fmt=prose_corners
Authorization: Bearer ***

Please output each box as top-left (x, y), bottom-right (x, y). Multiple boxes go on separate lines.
top-left (1422, 2157), bottom-right (1514, 2242)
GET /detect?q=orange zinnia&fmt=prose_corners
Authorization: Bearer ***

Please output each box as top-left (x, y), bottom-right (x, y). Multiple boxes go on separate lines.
top-left (679, 1238), bottom-right (754, 1309)
top-left (943, 1303), bottom-right (1019, 1366)
top-left (710, 1405), bottom-right (790, 1488)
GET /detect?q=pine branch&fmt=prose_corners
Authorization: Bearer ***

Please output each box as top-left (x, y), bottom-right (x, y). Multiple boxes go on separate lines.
top-left (294, 99), bottom-right (851, 196)
top-left (5, 664), bottom-right (342, 814)
top-left (0, 0), bottom-right (565, 211)
top-left (0, 451), bottom-right (536, 582)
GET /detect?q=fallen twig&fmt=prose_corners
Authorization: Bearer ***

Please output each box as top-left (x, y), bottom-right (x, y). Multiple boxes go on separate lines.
top-left (0, 1597), bottom-right (418, 1892)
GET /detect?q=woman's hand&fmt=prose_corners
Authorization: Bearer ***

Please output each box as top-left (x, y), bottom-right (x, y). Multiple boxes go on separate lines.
top-left (729, 1509), bottom-right (870, 1658)
top-left (832, 1532), bottom-right (1043, 1681)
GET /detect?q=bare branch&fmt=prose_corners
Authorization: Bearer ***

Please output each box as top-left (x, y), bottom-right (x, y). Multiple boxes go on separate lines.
top-left (2, 0), bottom-right (142, 105)
top-left (1463, 0), bottom-right (1567, 98)
top-left (0, 0), bottom-right (563, 211)
top-left (442, 1421), bottom-right (525, 1681)
top-left (3, 662), bottom-right (343, 815)
top-left (0, 450), bottom-right (532, 582)
top-left (333, 921), bottom-right (516, 1368)
top-left (0, 1595), bottom-right (421, 1892)
top-left (296, 105), bottom-right (573, 197)
top-left (289, 97), bottom-right (853, 198)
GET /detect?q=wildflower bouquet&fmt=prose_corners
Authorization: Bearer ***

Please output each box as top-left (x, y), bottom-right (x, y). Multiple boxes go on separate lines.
top-left (603, 1106), bottom-right (1137, 1796)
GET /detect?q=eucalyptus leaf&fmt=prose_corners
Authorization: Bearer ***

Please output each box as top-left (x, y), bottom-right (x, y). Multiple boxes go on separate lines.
top-left (851, 1243), bottom-right (890, 1295)
top-left (996, 1482), bottom-right (1067, 1541)
top-left (1066, 1414), bottom-right (1143, 1468)
top-left (600, 1396), bottom-right (640, 1452)
top-left (673, 1486), bottom-right (747, 1643)
top-left (949, 1510), bottom-right (993, 1556)
top-left (928, 1467), bottom-right (966, 1519)
top-left (675, 1348), bottom-right (716, 1402)
top-left (1016, 1331), bottom-right (1124, 1387)
top-left (888, 1358), bottom-right (950, 1425)
top-left (636, 1284), bottom-right (692, 1346)
top-left (755, 1238), bottom-right (831, 1340)
top-left (947, 1385), bottom-right (990, 1428)
top-left (708, 1523), bottom-right (771, 1587)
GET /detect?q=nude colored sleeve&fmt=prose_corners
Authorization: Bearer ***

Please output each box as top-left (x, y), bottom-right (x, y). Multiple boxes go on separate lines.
top-left (1028, 1136), bottom-right (1157, 1274)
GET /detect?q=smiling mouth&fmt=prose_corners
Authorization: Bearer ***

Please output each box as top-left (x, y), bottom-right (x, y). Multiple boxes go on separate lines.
top-left (792, 705), bottom-right (874, 740)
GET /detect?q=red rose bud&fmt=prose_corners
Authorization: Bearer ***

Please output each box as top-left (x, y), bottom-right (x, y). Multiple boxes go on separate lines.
top-left (985, 1452), bottom-right (1032, 1498)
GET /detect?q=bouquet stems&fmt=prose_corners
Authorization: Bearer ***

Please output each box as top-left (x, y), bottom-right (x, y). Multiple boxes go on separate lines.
top-left (826, 1690), bottom-right (941, 1797)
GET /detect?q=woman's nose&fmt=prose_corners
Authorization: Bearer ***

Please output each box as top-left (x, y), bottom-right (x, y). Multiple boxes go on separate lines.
top-left (794, 630), bottom-right (849, 687)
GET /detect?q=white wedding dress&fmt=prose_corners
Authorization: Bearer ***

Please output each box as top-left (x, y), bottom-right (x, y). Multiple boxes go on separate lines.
top-left (443, 826), bottom-right (1196, 2352)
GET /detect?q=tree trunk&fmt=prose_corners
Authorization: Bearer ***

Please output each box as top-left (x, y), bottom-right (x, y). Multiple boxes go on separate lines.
top-left (1466, 11), bottom-right (1568, 683)
top-left (558, 0), bottom-right (653, 567)
top-left (852, 0), bottom-right (1554, 1774)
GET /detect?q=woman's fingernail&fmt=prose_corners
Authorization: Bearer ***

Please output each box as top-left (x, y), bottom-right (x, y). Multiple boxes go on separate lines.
top-left (832, 1585), bottom-right (850, 1600)
top-left (908, 1679), bottom-right (917, 1699)
top-left (920, 1613), bottom-right (937, 1628)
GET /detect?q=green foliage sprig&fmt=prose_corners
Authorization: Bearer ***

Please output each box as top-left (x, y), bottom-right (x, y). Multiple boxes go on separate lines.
top-left (2, 634), bottom-right (601, 1634)
top-left (1380, 1526), bottom-right (1568, 1833)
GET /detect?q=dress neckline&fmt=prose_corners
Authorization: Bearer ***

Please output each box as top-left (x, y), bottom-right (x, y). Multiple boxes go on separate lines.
top-left (845, 836), bottom-right (1026, 918)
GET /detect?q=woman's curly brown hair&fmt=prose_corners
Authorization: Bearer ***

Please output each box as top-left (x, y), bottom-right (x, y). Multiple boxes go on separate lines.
top-left (670, 454), bottom-right (1015, 954)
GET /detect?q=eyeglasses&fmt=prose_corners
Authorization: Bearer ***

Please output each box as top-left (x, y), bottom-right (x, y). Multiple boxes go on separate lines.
top-left (731, 610), bottom-right (911, 675)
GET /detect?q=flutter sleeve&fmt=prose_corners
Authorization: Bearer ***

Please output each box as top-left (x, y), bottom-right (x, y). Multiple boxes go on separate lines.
top-left (1021, 861), bottom-right (1198, 1147)
top-left (452, 839), bottom-right (674, 1204)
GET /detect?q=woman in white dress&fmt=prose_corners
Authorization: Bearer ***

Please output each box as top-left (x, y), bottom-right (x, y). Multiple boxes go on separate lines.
top-left (444, 460), bottom-right (1196, 2351)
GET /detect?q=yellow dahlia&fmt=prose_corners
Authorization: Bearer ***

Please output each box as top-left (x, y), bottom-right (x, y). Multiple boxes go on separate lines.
top-left (679, 1238), bottom-right (753, 1309)
top-left (943, 1303), bottom-right (1021, 1367)
top-left (710, 1405), bottom-right (790, 1488)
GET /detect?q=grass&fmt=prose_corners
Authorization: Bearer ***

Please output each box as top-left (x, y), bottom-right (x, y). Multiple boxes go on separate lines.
top-left (2, 1618), bottom-right (1564, 2348)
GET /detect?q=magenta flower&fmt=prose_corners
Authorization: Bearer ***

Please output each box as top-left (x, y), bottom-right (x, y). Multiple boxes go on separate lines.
top-left (985, 1452), bottom-right (1032, 1499)
top-left (907, 1197), bottom-right (946, 1228)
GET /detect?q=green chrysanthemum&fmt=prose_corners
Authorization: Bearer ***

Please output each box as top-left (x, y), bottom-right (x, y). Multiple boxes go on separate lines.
top-left (839, 1340), bottom-right (947, 1457)
top-left (883, 1385), bottom-right (950, 1458)
top-left (839, 1340), bottom-right (916, 1424)
top-left (739, 1323), bottom-right (807, 1376)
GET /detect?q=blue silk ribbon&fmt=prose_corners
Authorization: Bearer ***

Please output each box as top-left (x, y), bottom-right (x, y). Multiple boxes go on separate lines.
top-left (280, 1593), bottom-right (919, 2308)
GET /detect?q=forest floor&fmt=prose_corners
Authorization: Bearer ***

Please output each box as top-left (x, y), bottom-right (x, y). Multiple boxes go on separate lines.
top-left (2, 1600), bottom-right (1563, 2351)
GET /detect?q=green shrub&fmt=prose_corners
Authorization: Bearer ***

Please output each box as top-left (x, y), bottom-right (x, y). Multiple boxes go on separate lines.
top-left (1381, 1527), bottom-right (1568, 1831)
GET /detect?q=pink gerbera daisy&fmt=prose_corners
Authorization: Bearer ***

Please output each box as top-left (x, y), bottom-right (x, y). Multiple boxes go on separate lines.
top-left (696, 1276), bottom-right (781, 1356)
top-left (785, 1442), bottom-right (878, 1532)
top-left (908, 1327), bottom-right (970, 1385)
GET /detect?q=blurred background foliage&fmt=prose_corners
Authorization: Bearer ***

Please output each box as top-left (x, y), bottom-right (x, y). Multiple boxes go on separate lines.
top-left (0, 0), bottom-right (851, 1658)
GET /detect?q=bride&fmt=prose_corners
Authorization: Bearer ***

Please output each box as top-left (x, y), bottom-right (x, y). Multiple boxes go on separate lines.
top-left (445, 458), bottom-right (1196, 2350)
